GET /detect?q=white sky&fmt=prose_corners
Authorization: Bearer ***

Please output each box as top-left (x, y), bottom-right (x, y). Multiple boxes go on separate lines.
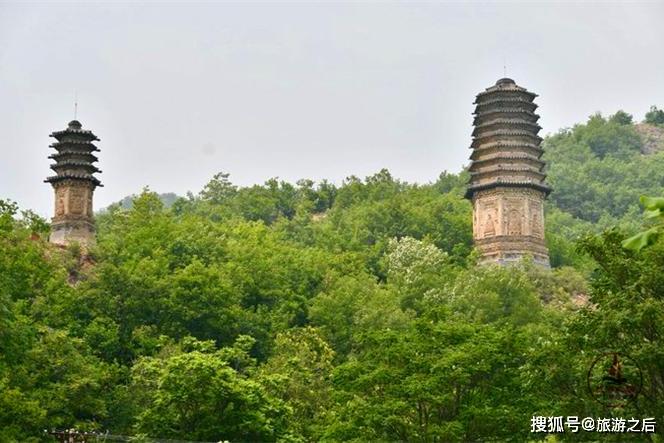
top-left (1, 1), bottom-right (663, 216)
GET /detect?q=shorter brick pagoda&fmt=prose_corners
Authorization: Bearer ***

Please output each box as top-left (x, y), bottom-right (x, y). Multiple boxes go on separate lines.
top-left (45, 120), bottom-right (102, 246)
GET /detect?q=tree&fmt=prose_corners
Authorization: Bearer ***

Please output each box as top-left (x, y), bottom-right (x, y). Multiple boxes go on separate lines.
top-left (322, 263), bottom-right (579, 442)
top-left (645, 105), bottom-right (664, 126)
top-left (199, 171), bottom-right (237, 204)
top-left (383, 236), bottom-right (453, 310)
top-left (574, 112), bottom-right (642, 159)
top-left (622, 195), bottom-right (664, 251)
top-left (4, 107), bottom-right (664, 441)
top-left (131, 337), bottom-right (288, 441)
top-left (259, 327), bottom-right (335, 440)
top-left (609, 109), bottom-right (633, 125)
top-left (577, 230), bottom-right (664, 423)
top-left (543, 112), bottom-right (664, 227)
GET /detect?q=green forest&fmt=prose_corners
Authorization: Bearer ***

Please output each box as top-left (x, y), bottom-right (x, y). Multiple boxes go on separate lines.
top-left (1, 110), bottom-right (664, 442)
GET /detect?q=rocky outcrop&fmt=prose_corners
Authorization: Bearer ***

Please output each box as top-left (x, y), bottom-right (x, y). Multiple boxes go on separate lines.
top-left (635, 123), bottom-right (664, 155)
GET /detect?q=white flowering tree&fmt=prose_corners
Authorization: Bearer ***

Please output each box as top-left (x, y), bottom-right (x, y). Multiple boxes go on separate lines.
top-left (384, 236), bottom-right (452, 310)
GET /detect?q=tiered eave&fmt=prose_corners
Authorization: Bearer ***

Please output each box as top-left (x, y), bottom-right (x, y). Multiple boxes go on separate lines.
top-left (44, 120), bottom-right (103, 188)
top-left (465, 78), bottom-right (550, 199)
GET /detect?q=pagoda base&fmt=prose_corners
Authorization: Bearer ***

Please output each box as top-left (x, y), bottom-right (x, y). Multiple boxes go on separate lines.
top-left (49, 218), bottom-right (96, 247)
top-left (476, 235), bottom-right (550, 268)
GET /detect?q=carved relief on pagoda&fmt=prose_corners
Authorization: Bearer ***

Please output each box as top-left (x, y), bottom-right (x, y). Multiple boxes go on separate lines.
top-left (504, 199), bottom-right (524, 236)
top-left (87, 192), bottom-right (93, 216)
top-left (55, 188), bottom-right (66, 217)
top-left (529, 199), bottom-right (544, 238)
top-left (472, 201), bottom-right (479, 238)
top-left (69, 187), bottom-right (86, 215)
top-left (506, 208), bottom-right (522, 235)
top-left (477, 200), bottom-right (498, 238)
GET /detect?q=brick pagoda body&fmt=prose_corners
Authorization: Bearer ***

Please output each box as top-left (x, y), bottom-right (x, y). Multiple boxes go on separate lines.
top-left (45, 120), bottom-right (102, 247)
top-left (465, 78), bottom-right (551, 267)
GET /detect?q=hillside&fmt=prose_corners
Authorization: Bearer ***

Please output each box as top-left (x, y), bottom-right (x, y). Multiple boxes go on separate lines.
top-left (108, 192), bottom-right (181, 211)
top-left (636, 122), bottom-right (664, 154)
top-left (543, 112), bottom-right (664, 252)
top-left (1, 109), bottom-right (663, 441)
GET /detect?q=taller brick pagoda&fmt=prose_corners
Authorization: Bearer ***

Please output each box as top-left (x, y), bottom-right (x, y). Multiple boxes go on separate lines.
top-left (465, 78), bottom-right (550, 267)
top-left (45, 120), bottom-right (102, 246)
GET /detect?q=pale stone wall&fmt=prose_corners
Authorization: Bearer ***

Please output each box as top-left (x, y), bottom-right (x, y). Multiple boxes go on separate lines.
top-left (49, 220), bottom-right (96, 247)
top-left (50, 181), bottom-right (96, 247)
top-left (472, 188), bottom-right (549, 267)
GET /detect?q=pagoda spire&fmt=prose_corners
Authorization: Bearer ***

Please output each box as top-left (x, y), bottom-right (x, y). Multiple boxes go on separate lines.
top-left (466, 78), bottom-right (551, 267)
top-left (45, 119), bottom-right (102, 247)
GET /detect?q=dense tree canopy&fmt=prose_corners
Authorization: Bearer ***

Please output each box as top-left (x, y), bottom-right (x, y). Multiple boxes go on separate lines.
top-left (1, 107), bottom-right (664, 441)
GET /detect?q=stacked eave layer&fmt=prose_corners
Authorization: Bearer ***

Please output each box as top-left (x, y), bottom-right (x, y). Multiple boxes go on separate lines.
top-left (45, 121), bottom-right (103, 188)
top-left (466, 79), bottom-right (550, 199)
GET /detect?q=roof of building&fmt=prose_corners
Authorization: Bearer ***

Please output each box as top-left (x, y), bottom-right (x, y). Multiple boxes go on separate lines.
top-left (46, 121), bottom-right (102, 187)
top-left (50, 160), bottom-right (101, 173)
top-left (474, 96), bottom-right (537, 109)
top-left (472, 118), bottom-right (541, 134)
top-left (468, 154), bottom-right (544, 167)
top-left (44, 172), bottom-right (103, 187)
top-left (49, 140), bottom-right (100, 151)
top-left (475, 78), bottom-right (537, 100)
top-left (49, 151), bottom-right (99, 162)
top-left (470, 143), bottom-right (543, 152)
top-left (465, 180), bottom-right (552, 199)
top-left (474, 107), bottom-right (539, 116)
top-left (50, 120), bottom-right (100, 141)
top-left (470, 146), bottom-right (544, 160)
top-left (469, 167), bottom-right (546, 178)
top-left (471, 129), bottom-right (543, 147)
top-left (466, 79), bottom-right (550, 200)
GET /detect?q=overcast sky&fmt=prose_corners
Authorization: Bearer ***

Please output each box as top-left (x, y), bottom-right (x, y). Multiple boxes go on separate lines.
top-left (1, 1), bottom-right (663, 216)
